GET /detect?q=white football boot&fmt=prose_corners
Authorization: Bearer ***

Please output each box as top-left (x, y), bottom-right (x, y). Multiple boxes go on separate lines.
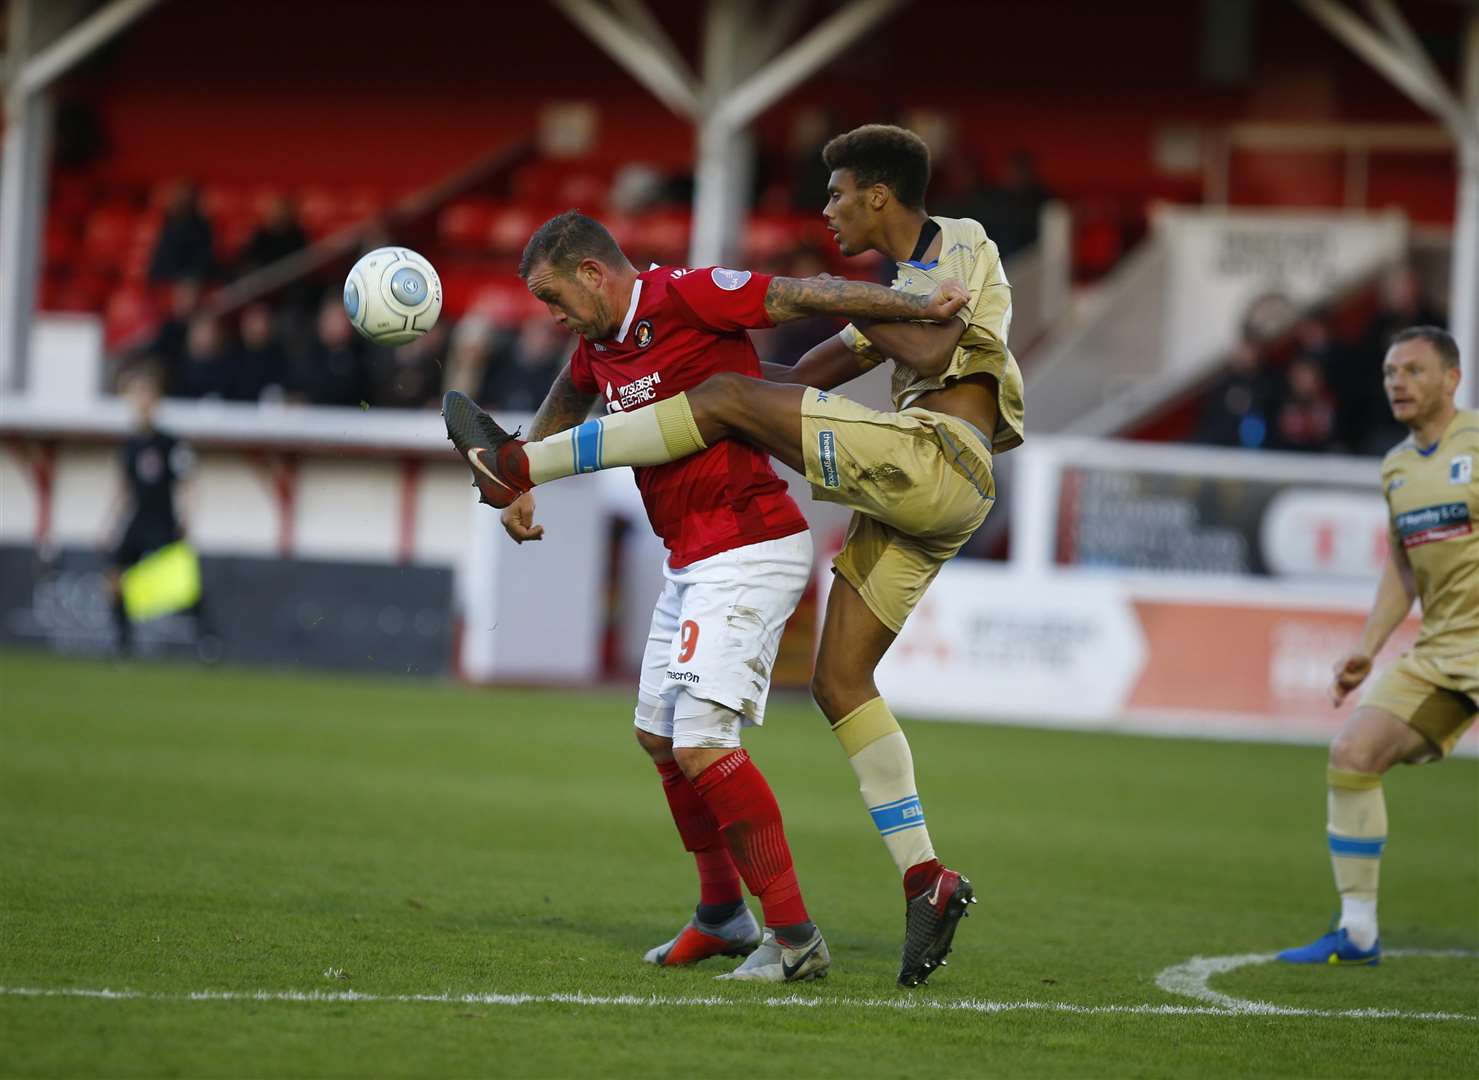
top-left (715, 926), bottom-right (830, 982)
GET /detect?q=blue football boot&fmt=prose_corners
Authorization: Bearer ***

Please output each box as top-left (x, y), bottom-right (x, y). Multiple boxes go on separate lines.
top-left (1277, 926), bottom-right (1381, 966)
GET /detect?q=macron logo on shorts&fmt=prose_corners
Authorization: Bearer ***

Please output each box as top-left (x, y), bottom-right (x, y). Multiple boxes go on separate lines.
top-left (818, 430), bottom-right (840, 489)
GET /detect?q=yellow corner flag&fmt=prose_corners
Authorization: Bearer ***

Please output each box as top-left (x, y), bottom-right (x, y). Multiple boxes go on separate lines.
top-left (120, 541), bottom-right (202, 622)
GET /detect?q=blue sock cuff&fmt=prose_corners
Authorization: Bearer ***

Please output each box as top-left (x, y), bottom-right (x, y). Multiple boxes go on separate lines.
top-left (1328, 832), bottom-right (1386, 858)
top-left (869, 795), bottom-right (925, 836)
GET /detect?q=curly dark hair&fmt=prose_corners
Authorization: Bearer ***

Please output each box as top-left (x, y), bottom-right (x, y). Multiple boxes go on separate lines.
top-left (821, 124), bottom-right (931, 209)
top-left (518, 209), bottom-right (627, 278)
top-left (1390, 325), bottom-right (1460, 369)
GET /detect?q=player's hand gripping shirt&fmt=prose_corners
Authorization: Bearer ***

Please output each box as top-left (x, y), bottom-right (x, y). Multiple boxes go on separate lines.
top-left (1379, 408), bottom-right (1479, 666)
top-left (837, 215), bottom-right (1026, 453)
top-left (568, 266), bottom-right (807, 568)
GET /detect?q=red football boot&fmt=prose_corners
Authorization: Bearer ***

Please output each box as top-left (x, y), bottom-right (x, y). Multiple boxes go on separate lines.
top-left (442, 390), bottom-right (533, 509)
top-left (899, 865), bottom-right (977, 987)
top-left (643, 905), bottom-right (761, 966)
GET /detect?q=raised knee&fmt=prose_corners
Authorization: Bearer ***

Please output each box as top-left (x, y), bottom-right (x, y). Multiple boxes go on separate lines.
top-left (1329, 734), bottom-right (1384, 776)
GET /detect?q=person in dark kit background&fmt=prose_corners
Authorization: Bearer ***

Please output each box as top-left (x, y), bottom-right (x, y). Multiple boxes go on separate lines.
top-left (101, 361), bottom-right (215, 657)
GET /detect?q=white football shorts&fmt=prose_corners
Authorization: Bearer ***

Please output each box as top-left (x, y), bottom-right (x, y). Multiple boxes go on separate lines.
top-left (633, 529), bottom-right (813, 747)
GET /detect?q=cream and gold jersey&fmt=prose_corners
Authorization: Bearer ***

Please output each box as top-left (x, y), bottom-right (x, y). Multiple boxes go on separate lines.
top-left (1380, 408), bottom-right (1479, 663)
top-left (838, 215), bottom-right (1025, 453)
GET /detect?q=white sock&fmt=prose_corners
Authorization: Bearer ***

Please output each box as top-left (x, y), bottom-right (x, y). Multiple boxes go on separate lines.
top-left (1339, 896), bottom-right (1379, 950)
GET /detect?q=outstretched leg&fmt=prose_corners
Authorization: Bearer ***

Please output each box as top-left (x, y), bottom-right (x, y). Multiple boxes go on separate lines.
top-left (443, 376), bottom-right (806, 507)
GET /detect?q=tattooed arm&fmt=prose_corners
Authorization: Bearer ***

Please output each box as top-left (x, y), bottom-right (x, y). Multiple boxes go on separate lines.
top-left (502, 361), bottom-right (598, 544)
top-left (527, 361), bottom-right (599, 440)
top-left (763, 275), bottom-right (967, 325)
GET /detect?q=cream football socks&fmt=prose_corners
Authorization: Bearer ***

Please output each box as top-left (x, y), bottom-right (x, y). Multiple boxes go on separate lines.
top-left (523, 393), bottom-right (706, 484)
top-left (1327, 767), bottom-right (1386, 950)
top-left (831, 697), bottom-right (937, 877)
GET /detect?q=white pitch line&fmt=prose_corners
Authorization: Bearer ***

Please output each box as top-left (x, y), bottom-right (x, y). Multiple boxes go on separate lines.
top-left (0, 982), bottom-right (1473, 1022)
top-left (1154, 948), bottom-right (1478, 1019)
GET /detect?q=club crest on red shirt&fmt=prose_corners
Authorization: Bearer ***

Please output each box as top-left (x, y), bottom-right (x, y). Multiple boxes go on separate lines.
top-left (711, 267), bottom-right (752, 291)
top-left (634, 319), bottom-right (654, 348)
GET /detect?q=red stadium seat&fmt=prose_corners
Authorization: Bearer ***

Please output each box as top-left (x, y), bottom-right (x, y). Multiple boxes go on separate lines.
top-left (200, 185), bottom-right (246, 220)
top-left (438, 201), bottom-right (493, 250)
top-left (217, 211), bottom-right (256, 260)
top-left (743, 214), bottom-right (801, 263)
top-left (103, 285), bottom-right (160, 350)
top-left (81, 205), bottom-right (136, 270)
top-left (54, 271), bottom-right (110, 313)
top-left (460, 281), bottom-right (531, 326)
top-left (121, 216), bottom-right (160, 282)
top-left (557, 170), bottom-right (611, 207)
top-left (44, 221), bottom-right (79, 268)
top-left (635, 211), bottom-right (690, 263)
top-left (488, 204), bottom-right (540, 256)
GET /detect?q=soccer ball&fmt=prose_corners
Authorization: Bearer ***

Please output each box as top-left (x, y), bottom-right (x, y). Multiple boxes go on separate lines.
top-left (342, 246), bottom-right (443, 346)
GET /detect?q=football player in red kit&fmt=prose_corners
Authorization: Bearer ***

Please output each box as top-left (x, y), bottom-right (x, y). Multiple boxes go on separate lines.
top-left (444, 210), bottom-right (963, 982)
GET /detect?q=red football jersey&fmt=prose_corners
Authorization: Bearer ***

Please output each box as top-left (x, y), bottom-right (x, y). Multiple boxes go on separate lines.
top-left (567, 266), bottom-right (807, 567)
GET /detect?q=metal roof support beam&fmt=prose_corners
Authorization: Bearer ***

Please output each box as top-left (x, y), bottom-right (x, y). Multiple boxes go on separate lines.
top-left (1450, 13), bottom-right (1479, 409)
top-left (551, 0), bottom-right (701, 119)
top-left (552, 0), bottom-right (906, 266)
top-left (709, 0), bottom-right (904, 134)
top-left (1, 0), bottom-right (164, 394)
top-left (13, 0), bottom-right (162, 98)
top-left (1297, 0), bottom-right (1479, 408)
top-left (1297, 0), bottom-right (1466, 136)
top-left (694, 0), bottom-right (903, 264)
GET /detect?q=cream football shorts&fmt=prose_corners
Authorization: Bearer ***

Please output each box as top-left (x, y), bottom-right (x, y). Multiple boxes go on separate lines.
top-left (1360, 649), bottom-right (1478, 758)
top-left (798, 387), bottom-right (995, 633)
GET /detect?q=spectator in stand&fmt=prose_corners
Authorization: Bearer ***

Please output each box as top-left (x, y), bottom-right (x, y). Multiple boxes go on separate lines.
top-left (235, 195), bottom-right (308, 277)
top-left (481, 317), bottom-right (570, 412)
top-left (288, 295), bottom-right (372, 407)
top-left (785, 106), bottom-right (840, 212)
top-left (148, 181), bottom-right (215, 283)
top-left (442, 315), bottom-right (498, 402)
top-left (139, 278), bottom-right (202, 390)
top-left (226, 303), bottom-right (286, 403)
top-left (174, 314), bottom-right (232, 400)
top-left (1348, 265), bottom-right (1446, 454)
top-left (942, 151), bottom-right (1053, 260)
top-left (1271, 354), bottom-right (1337, 453)
top-left (371, 323), bottom-right (449, 409)
top-left (1291, 310), bottom-right (1358, 451)
top-left (1292, 309), bottom-right (1343, 372)
top-left (441, 292), bottom-right (522, 401)
top-left (1193, 338), bottom-right (1276, 449)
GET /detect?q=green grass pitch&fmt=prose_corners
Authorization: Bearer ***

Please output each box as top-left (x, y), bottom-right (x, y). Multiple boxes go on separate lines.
top-left (1, 650), bottom-right (1475, 1078)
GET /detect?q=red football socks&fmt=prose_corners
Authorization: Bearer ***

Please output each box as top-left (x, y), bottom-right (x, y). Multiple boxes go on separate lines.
top-left (655, 758), bottom-right (742, 908)
top-left (904, 857), bottom-right (944, 900)
top-left (691, 750), bottom-right (809, 928)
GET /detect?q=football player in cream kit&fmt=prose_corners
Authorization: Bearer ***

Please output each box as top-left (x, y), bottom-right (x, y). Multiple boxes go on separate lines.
top-left (1280, 326), bottom-right (1478, 966)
